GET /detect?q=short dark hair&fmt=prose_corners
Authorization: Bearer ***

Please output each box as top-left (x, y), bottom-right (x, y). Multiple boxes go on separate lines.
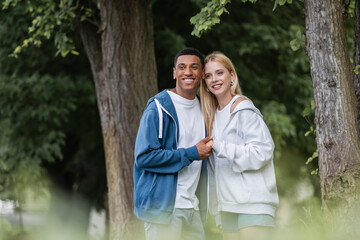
top-left (174, 47), bottom-right (205, 69)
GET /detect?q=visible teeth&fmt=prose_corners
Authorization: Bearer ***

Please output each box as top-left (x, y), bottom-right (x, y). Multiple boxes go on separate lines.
top-left (184, 79), bottom-right (194, 82)
top-left (213, 84), bottom-right (221, 88)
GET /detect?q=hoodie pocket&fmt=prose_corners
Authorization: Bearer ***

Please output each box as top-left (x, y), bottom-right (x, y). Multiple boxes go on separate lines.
top-left (217, 168), bottom-right (250, 204)
top-left (242, 170), bottom-right (271, 202)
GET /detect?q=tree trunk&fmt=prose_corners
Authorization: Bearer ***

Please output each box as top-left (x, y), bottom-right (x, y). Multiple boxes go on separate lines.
top-left (354, 0), bottom-right (360, 133)
top-left (304, 0), bottom-right (360, 234)
top-left (79, 0), bottom-right (157, 239)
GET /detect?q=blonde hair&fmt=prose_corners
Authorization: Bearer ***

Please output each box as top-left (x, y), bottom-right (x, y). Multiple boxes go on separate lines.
top-left (200, 52), bottom-right (243, 136)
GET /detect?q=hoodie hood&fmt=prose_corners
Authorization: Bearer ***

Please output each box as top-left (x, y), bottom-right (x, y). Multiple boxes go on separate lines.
top-left (231, 99), bottom-right (263, 118)
top-left (153, 89), bottom-right (177, 113)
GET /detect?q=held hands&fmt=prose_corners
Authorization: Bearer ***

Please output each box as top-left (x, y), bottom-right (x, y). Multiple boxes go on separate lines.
top-left (196, 136), bottom-right (213, 160)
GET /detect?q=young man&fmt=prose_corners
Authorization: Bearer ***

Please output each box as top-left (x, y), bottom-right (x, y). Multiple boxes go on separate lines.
top-left (134, 48), bottom-right (212, 240)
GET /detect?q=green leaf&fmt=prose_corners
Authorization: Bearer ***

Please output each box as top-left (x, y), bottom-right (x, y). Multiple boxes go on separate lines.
top-left (290, 39), bottom-right (300, 51)
top-left (216, 8), bottom-right (224, 16)
top-left (14, 46), bottom-right (22, 54)
top-left (273, 0), bottom-right (292, 11)
top-left (310, 100), bottom-right (315, 109)
top-left (273, 0), bottom-right (280, 11)
top-left (302, 107), bottom-right (311, 117)
top-left (212, 17), bottom-right (220, 24)
top-left (189, 16), bottom-right (197, 24)
top-left (311, 169), bottom-right (319, 175)
top-left (354, 65), bottom-right (360, 75)
top-left (60, 50), bottom-right (69, 57)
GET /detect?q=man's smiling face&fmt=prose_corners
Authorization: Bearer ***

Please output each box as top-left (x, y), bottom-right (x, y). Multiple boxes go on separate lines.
top-left (173, 55), bottom-right (203, 99)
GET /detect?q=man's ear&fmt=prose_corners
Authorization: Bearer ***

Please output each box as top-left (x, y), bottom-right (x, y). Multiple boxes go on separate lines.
top-left (173, 67), bottom-right (176, 79)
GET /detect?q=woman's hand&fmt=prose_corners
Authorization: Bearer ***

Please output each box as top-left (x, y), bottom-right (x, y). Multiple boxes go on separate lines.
top-left (206, 139), bottom-right (214, 148)
top-left (196, 136), bottom-right (213, 159)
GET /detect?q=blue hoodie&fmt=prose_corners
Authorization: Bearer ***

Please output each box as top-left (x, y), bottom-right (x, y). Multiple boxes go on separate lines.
top-left (134, 89), bottom-right (207, 224)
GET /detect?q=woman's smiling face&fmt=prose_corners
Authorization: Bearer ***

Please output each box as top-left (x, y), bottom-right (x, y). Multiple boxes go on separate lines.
top-left (204, 60), bottom-right (234, 98)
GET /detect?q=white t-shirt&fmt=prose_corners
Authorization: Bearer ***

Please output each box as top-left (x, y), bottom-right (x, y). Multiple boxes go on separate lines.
top-left (213, 95), bottom-right (240, 139)
top-left (167, 90), bottom-right (205, 210)
top-left (211, 95), bottom-right (240, 220)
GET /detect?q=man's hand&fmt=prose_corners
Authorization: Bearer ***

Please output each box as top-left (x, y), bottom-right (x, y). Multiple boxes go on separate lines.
top-left (196, 136), bottom-right (213, 160)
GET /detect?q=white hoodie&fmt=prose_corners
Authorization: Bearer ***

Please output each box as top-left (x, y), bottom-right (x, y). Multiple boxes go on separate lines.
top-left (209, 98), bottom-right (279, 221)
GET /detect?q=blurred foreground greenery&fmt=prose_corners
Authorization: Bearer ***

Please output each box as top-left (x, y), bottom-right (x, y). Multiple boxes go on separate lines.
top-left (0, 148), bottom-right (326, 240)
top-left (1, 190), bottom-right (360, 240)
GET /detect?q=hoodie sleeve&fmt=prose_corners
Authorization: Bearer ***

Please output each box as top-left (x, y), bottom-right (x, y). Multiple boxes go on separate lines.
top-left (134, 105), bottom-right (200, 174)
top-left (212, 109), bottom-right (274, 172)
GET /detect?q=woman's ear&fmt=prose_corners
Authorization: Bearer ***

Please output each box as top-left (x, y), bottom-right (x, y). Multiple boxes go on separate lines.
top-left (230, 70), bottom-right (235, 82)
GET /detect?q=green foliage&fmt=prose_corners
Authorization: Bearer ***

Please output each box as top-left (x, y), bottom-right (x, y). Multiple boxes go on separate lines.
top-left (154, 27), bottom-right (186, 89)
top-left (262, 101), bottom-right (296, 160)
top-left (0, 73), bottom-right (76, 200)
top-left (354, 64), bottom-right (360, 75)
top-left (302, 100), bottom-right (315, 120)
top-left (303, 100), bottom-right (318, 175)
top-left (344, 0), bottom-right (356, 17)
top-left (272, 0), bottom-right (292, 11)
top-left (1, 0), bottom-right (92, 57)
top-left (0, 0), bottom-right (106, 211)
top-left (190, 0), bottom-right (295, 37)
top-left (190, 0), bottom-right (231, 37)
top-left (290, 25), bottom-right (306, 51)
top-left (0, 216), bottom-right (25, 240)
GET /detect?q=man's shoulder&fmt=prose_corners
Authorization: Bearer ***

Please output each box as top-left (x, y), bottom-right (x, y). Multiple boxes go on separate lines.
top-left (152, 89), bottom-right (175, 110)
top-left (143, 90), bottom-right (171, 113)
top-left (153, 89), bottom-right (171, 102)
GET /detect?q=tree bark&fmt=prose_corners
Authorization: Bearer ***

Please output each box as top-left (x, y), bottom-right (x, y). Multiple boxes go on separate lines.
top-left (100, 0), bottom-right (157, 239)
top-left (354, 0), bottom-right (360, 133)
top-left (78, 0), bottom-right (157, 239)
top-left (304, 0), bottom-right (360, 234)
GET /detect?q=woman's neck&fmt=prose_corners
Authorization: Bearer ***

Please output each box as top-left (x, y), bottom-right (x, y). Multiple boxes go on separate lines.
top-left (216, 92), bottom-right (234, 110)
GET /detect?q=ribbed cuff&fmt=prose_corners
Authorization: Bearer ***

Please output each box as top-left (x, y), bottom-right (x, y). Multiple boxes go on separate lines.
top-left (187, 145), bottom-right (200, 161)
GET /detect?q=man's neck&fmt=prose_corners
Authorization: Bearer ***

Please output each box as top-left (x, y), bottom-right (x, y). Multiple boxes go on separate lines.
top-left (170, 88), bottom-right (197, 100)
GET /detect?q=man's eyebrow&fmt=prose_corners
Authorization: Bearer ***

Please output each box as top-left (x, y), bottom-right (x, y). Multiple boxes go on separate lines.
top-left (176, 62), bottom-right (200, 67)
top-left (177, 63), bottom-right (200, 66)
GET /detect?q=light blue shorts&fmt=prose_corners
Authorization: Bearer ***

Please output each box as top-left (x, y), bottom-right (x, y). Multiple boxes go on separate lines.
top-left (144, 209), bottom-right (205, 240)
top-left (220, 211), bottom-right (275, 232)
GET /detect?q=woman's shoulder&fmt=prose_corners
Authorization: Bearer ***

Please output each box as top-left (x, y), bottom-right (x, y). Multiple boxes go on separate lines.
top-left (230, 95), bottom-right (250, 113)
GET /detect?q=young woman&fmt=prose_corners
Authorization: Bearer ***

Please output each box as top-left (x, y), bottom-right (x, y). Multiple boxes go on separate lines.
top-left (200, 52), bottom-right (279, 240)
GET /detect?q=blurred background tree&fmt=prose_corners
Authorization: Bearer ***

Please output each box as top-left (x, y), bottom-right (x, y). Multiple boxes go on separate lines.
top-left (1, 1), bottom-right (157, 239)
top-left (0, 3), bottom-right (106, 236)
